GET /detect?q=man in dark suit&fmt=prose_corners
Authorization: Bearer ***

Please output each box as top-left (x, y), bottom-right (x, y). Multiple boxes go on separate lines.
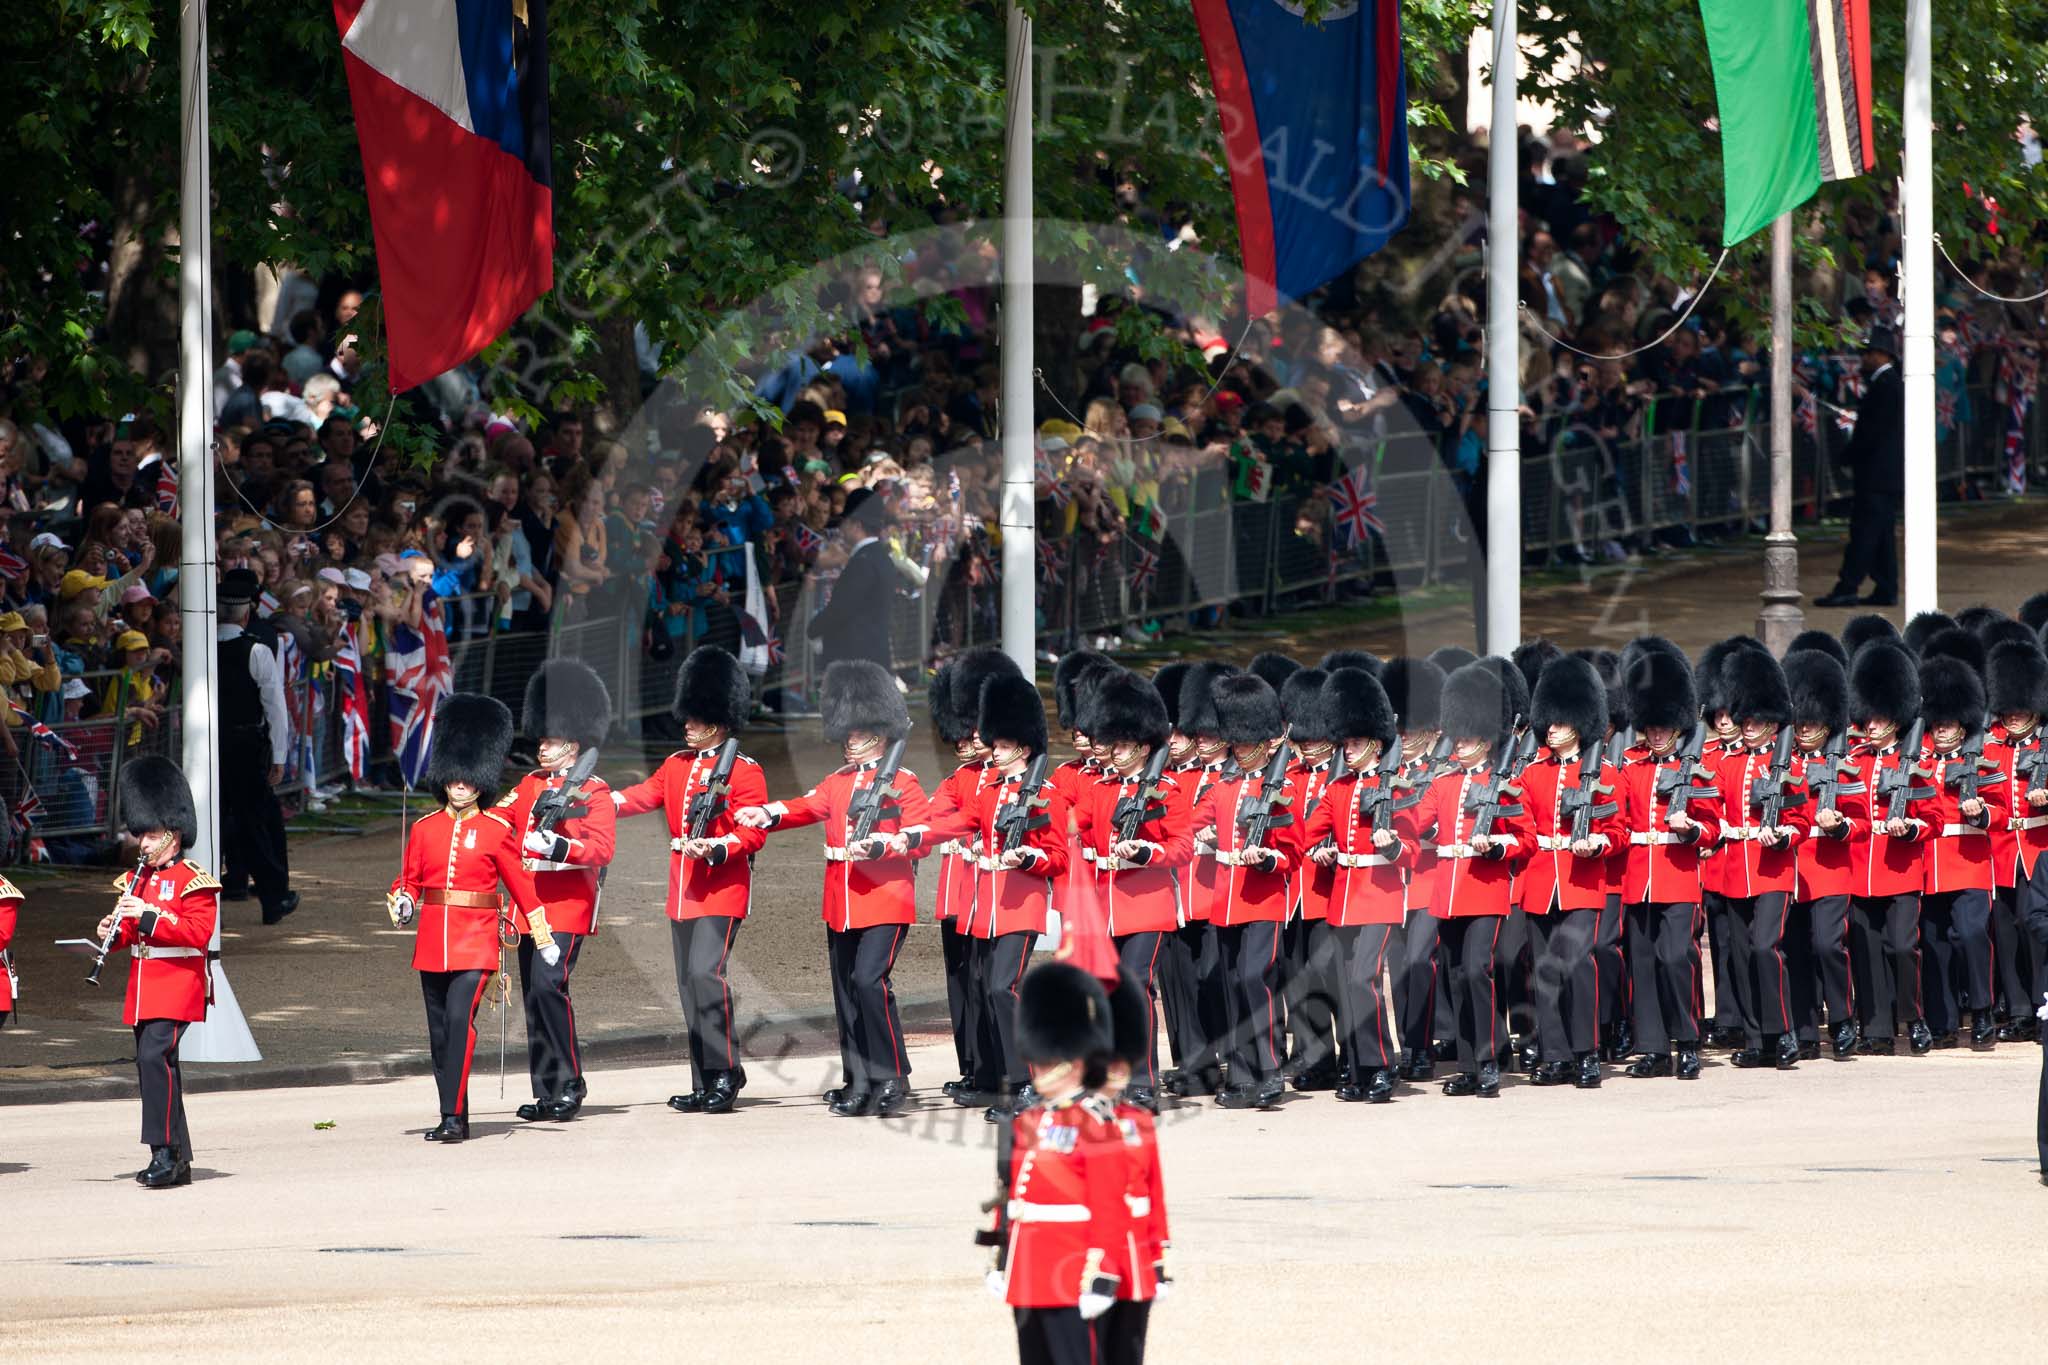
top-left (1815, 328), bottom-right (1904, 608)
top-left (808, 487), bottom-right (904, 670)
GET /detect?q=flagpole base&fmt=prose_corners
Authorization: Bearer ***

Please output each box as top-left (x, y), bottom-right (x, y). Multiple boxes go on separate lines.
top-left (1755, 533), bottom-right (1804, 655)
top-left (181, 959), bottom-right (263, 1063)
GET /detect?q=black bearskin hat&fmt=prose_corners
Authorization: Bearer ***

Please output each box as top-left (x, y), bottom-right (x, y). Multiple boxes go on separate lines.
top-left (1081, 671), bottom-right (1170, 751)
top-left (2019, 592), bottom-right (2048, 634)
top-left (1572, 647), bottom-right (1625, 734)
top-left (1248, 651), bottom-right (1301, 694)
top-left (1841, 613), bottom-right (1900, 658)
top-left (1697, 636), bottom-right (1768, 719)
top-left (822, 660), bottom-right (911, 744)
top-left (1920, 626), bottom-right (1986, 678)
top-left (1784, 649), bottom-right (1849, 733)
top-left (1979, 617), bottom-right (2039, 659)
top-left (1054, 650), bottom-right (1114, 732)
top-left (1017, 961), bottom-right (1113, 1065)
top-left (1786, 630), bottom-right (1849, 667)
top-left (1988, 642), bottom-right (2048, 719)
top-left (1511, 638), bottom-right (1563, 696)
top-left (1177, 661), bottom-right (1239, 738)
top-left (1849, 641), bottom-right (1920, 727)
top-left (1620, 634), bottom-right (1688, 673)
top-left (1426, 645), bottom-right (1478, 675)
top-left (978, 673), bottom-right (1049, 756)
top-left (1280, 668), bottom-right (1333, 744)
top-left (1624, 650), bottom-right (1699, 735)
top-left (674, 644), bottom-right (752, 733)
top-left (524, 658), bottom-right (612, 750)
top-left (119, 755), bottom-right (198, 849)
top-left (1531, 655), bottom-right (1608, 745)
top-left (1723, 649), bottom-right (1792, 726)
top-left (1321, 667), bottom-right (1398, 749)
top-left (1904, 610), bottom-right (1959, 656)
top-left (1152, 662), bottom-right (1190, 731)
top-left (1955, 605), bottom-right (2008, 638)
top-left (1490, 654), bottom-right (1532, 734)
top-left (1379, 657), bottom-right (1445, 733)
top-left (1212, 673), bottom-right (1283, 745)
top-left (1918, 656), bottom-right (1986, 737)
top-left (426, 693), bottom-right (516, 805)
top-left (1441, 660), bottom-right (1518, 750)
top-left (1104, 968), bottom-right (1152, 1067)
top-left (931, 647), bottom-right (1019, 745)
top-left (1317, 648), bottom-right (1384, 677)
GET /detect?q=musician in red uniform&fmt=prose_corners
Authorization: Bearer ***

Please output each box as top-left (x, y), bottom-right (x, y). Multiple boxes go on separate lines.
top-left (1784, 649), bottom-right (1866, 1060)
top-left (1379, 656), bottom-right (1448, 1082)
top-left (1708, 651), bottom-right (1814, 1071)
top-left (737, 660), bottom-right (929, 1117)
top-left (1845, 642), bottom-right (1934, 1054)
top-left (1188, 674), bottom-right (1302, 1110)
top-left (1915, 654), bottom-right (2009, 1048)
top-left (977, 962), bottom-right (1124, 1365)
top-left (1413, 659), bottom-right (1530, 1098)
top-left (1985, 641), bottom-right (2048, 1040)
top-left (91, 757), bottom-right (217, 1188)
top-left (925, 648), bottom-right (1022, 1103)
top-left (911, 673), bottom-right (1069, 1118)
top-left (612, 645), bottom-right (767, 1115)
top-left (495, 659), bottom-right (616, 1122)
top-left (1516, 656), bottom-right (1628, 1089)
top-left (1069, 671), bottom-right (1192, 1111)
top-left (1096, 968), bottom-right (1170, 1365)
top-left (387, 694), bottom-right (545, 1143)
top-left (1276, 667), bottom-right (1344, 1091)
top-left (1301, 666), bottom-right (1414, 1103)
top-left (1161, 661), bottom-right (1238, 1099)
top-left (1619, 649), bottom-right (1720, 1080)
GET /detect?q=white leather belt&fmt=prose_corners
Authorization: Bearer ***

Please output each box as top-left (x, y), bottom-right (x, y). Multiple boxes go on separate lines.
top-left (1630, 831), bottom-right (1683, 845)
top-left (1094, 857), bottom-right (1132, 872)
top-left (1008, 1200), bottom-right (1090, 1224)
top-left (1124, 1195), bottom-right (1151, 1218)
top-left (938, 840), bottom-right (968, 858)
top-left (131, 944), bottom-right (202, 960)
top-left (1535, 834), bottom-right (1571, 851)
top-left (1079, 847), bottom-right (1099, 862)
top-left (823, 847), bottom-right (856, 862)
top-left (1194, 842), bottom-right (1218, 859)
top-left (1435, 844), bottom-right (1478, 859)
top-left (1334, 852), bottom-right (1394, 868)
top-left (2011, 815), bottom-right (2048, 831)
top-left (974, 854), bottom-right (1037, 872)
top-left (1214, 849), bottom-right (1274, 867)
top-left (524, 858), bottom-right (579, 873)
top-left (1721, 825), bottom-right (1764, 842)
top-left (1939, 823), bottom-right (1988, 838)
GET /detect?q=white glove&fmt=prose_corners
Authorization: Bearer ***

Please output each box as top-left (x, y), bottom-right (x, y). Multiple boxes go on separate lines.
top-left (540, 941), bottom-right (563, 968)
top-left (2036, 996), bottom-right (2048, 1023)
top-left (984, 1270), bottom-right (1006, 1299)
top-left (387, 892), bottom-right (416, 928)
top-left (1078, 1292), bottom-right (1115, 1322)
top-left (524, 830), bottom-right (558, 857)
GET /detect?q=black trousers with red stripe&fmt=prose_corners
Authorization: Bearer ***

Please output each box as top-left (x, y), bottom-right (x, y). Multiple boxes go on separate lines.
top-left (1112, 931), bottom-right (1167, 1091)
top-left (135, 1019), bottom-right (191, 1156)
top-left (421, 968), bottom-right (493, 1118)
top-left (1218, 921), bottom-right (1283, 1087)
top-left (1626, 901), bottom-right (1700, 1052)
top-left (1095, 1299), bottom-right (1152, 1365)
top-left (1850, 893), bottom-right (1923, 1039)
top-left (940, 917), bottom-right (976, 1080)
top-left (1389, 912), bottom-right (1440, 1061)
top-left (1333, 923), bottom-right (1396, 1075)
top-left (1994, 882), bottom-right (2041, 1023)
top-left (670, 916), bottom-right (743, 1086)
top-left (1922, 888), bottom-right (1994, 1036)
top-left (971, 931), bottom-right (1035, 1093)
top-left (1729, 891), bottom-right (1794, 1048)
top-left (518, 931), bottom-right (586, 1103)
top-left (1282, 917), bottom-right (1341, 1075)
top-left (1438, 914), bottom-right (1503, 1076)
top-left (1595, 895), bottom-right (1627, 1036)
top-left (827, 924), bottom-right (910, 1090)
top-left (1792, 894), bottom-right (1854, 1042)
top-left (1015, 1306), bottom-right (1092, 1365)
top-left (1529, 907), bottom-right (1599, 1062)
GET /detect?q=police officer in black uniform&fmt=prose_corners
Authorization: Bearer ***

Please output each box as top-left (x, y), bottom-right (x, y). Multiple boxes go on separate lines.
top-left (216, 568), bottom-right (297, 924)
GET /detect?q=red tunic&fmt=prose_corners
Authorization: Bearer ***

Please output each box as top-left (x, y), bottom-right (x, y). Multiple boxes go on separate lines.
top-left (1297, 771), bottom-right (1417, 926)
top-left (1415, 763), bottom-right (1530, 919)
top-left (918, 769), bottom-right (1069, 938)
top-left (1697, 737), bottom-right (1741, 899)
top-left (0, 877), bottom-right (18, 1013)
top-left (498, 768), bottom-right (618, 936)
top-left (1792, 749), bottom-right (1867, 901)
top-left (1189, 771), bottom-right (1303, 926)
top-left (1178, 762), bottom-right (1231, 924)
top-left (1514, 752), bottom-right (1627, 913)
top-left (612, 747), bottom-right (770, 921)
top-left (992, 1095), bottom-right (1129, 1309)
top-left (926, 760), bottom-right (997, 924)
top-left (1919, 745), bottom-right (2009, 894)
top-left (1069, 768), bottom-right (1195, 938)
top-left (768, 761), bottom-right (930, 930)
top-left (1286, 760), bottom-right (1339, 922)
top-left (392, 807), bottom-right (542, 972)
top-left (1709, 744), bottom-right (1814, 898)
top-left (1987, 727), bottom-right (2048, 888)
top-left (1399, 755), bottom-right (1444, 912)
top-left (1111, 1101), bottom-right (1168, 1303)
top-left (110, 860), bottom-right (219, 1025)
top-left (1846, 744), bottom-right (1931, 897)
top-left (1618, 753), bottom-right (1721, 904)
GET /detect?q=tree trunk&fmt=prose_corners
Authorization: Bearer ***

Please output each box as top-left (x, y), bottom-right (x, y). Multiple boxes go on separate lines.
top-left (104, 171), bottom-right (180, 382)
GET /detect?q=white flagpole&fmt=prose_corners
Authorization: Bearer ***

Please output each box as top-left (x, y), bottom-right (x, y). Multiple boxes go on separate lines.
top-left (177, 0), bottom-right (259, 1063)
top-left (1484, 1), bottom-right (1521, 654)
top-left (999, 2), bottom-right (1037, 681)
top-left (1900, 0), bottom-right (1936, 615)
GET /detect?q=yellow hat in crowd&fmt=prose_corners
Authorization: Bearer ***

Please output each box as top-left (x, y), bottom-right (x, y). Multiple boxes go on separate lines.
top-left (0, 612), bottom-right (24, 634)
top-left (59, 570), bottom-right (110, 600)
top-left (115, 630), bottom-right (151, 653)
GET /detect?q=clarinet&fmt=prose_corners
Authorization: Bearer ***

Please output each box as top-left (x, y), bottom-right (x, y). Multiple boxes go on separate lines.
top-left (87, 851), bottom-right (153, 987)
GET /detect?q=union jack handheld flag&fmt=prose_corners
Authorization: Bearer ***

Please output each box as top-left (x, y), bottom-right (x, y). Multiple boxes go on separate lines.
top-left (9, 701), bottom-right (78, 760)
top-left (335, 622), bottom-right (371, 782)
top-left (386, 589), bottom-right (453, 789)
top-left (1328, 462), bottom-right (1384, 548)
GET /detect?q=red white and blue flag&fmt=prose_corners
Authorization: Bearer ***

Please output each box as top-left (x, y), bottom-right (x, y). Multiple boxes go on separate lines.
top-left (333, 0), bottom-right (554, 392)
top-left (1193, 0), bottom-right (1410, 316)
top-left (387, 590), bottom-right (454, 789)
top-left (335, 622), bottom-right (372, 782)
top-left (1328, 462), bottom-right (1384, 548)
top-left (9, 701), bottom-right (77, 761)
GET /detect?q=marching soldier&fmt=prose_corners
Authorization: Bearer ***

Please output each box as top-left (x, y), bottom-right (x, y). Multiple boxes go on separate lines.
top-left (1845, 642), bottom-right (1934, 1055)
top-left (93, 757), bottom-right (217, 1188)
top-left (1915, 654), bottom-right (2007, 1048)
top-left (612, 644), bottom-right (768, 1115)
top-left (1188, 674), bottom-right (1302, 1109)
top-left (499, 659), bottom-right (617, 1122)
top-left (1379, 656), bottom-right (1449, 1081)
top-left (1619, 648), bottom-right (1719, 1079)
top-left (1146, 661), bottom-right (1199, 1087)
top-left (1709, 650), bottom-right (1812, 1071)
top-left (912, 673), bottom-right (1069, 1119)
top-left (1161, 661), bottom-right (1238, 1099)
top-left (736, 660), bottom-right (929, 1117)
top-left (1695, 636), bottom-right (1766, 1049)
top-left (1277, 667), bottom-right (1343, 1090)
top-left (1070, 670), bottom-right (1193, 1112)
top-left (1986, 641), bottom-right (2048, 1040)
top-left (925, 648), bottom-right (1022, 1103)
top-left (1300, 666), bottom-right (1414, 1103)
top-left (388, 694), bottom-right (547, 1143)
top-left (1413, 659), bottom-right (1529, 1098)
top-left (1097, 967), bottom-right (1171, 1364)
top-left (1785, 649), bottom-right (1864, 1060)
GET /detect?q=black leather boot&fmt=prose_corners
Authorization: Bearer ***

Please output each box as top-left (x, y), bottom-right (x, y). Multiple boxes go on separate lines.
top-left (424, 1115), bottom-right (469, 1143)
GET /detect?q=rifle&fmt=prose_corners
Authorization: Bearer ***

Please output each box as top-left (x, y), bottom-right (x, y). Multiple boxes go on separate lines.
top-left (2015, 735), bottom-right (2048, 803)
top-left (1560, 740), bottom-right (1619, 843)
top-left (1111, 745), bottom-right (1174, 845)
top-left (994, 751), bottom-right (1052, 854)
top-left (848, 734), bottom-right (910, 847)
top-left (1941, 727), bottom-right (1998, 808)
top-left (1654, 723), bottom-right (1718, 822)
top-left (1509, 727), bottom-right (1539, 776)
top-left (1358, 741), bottom-right (1417, 836)
top-left (1876, 719), bottom-right (1935, 823)
top-left (685, 736), bottom-right (741, 839)
top-left (1750, 727), bottom-right (1805, 833)
top-left (1807, 729), bottom-right (1865, 818)
top-left (532, 745), bottom-right (602, 838)
top-left (1461, 743), bottom-right (1525, 840)
top-left (1237, 742), bottom-right (1294, 856)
